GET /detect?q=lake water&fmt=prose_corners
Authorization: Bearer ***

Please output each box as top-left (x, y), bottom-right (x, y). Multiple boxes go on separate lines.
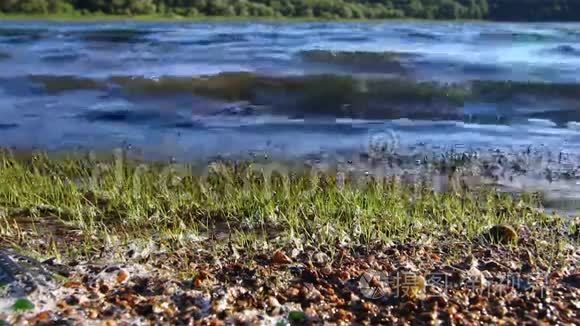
top-left (1, 21), bottom-right (580, 210)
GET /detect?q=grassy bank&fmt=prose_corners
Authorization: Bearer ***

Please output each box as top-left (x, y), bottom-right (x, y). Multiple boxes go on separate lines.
top-left (0, 151), bottom-right (574, 255)
top-left (0, 151), bottom-right (578, 324)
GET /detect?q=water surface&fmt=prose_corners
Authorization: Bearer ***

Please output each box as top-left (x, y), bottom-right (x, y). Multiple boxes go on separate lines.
top-left (1, 21), bottom-right (580, 211)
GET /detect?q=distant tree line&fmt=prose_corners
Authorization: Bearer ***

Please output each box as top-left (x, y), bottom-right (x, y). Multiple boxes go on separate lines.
top-left (1, 0), bottom-right (580, 21)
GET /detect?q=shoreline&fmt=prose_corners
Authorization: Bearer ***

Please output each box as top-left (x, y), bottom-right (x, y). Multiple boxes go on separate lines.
top-left (0, 153), bottom-right (578, 323)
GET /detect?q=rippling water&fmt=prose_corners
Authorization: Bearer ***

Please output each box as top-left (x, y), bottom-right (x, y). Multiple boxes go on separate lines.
top-left (1, 21), bottom-right (580, 210)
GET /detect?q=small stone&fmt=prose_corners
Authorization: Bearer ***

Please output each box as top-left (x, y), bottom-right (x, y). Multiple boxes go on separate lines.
top-left (267, 296), bottom-right (280, 308)
top-left (63, 281), bottom-right (83, 288)
top-left (304, 307), bottom-right (320, 322)
top-left (302, 268), bottom-right (319, 283)
top-left (496, 305), bottom-right (508, 317)
top-left (35, 311), bottom-right (51, 322)
top-left (88, 309), bottom-right (99, 319)
top-left (338, 271), bottom-right (350, 281)
top-left (65, 295), bottom-right (80, 306)
top-left (272, 251), bottom-right (292, 265)
top-left (153, 302), bottom-right (171, 314)
top-left (62, 308), bottom-right (77, 317)
top-left (485, 225), bottom-right (518, 244)
top-left (350, 293), bottom-right (361, 303)
top-left (304, 287), bottom-right (323, 302)
top-left (208, 319), bottom-right (225, 326)
top-left (336, 308), bottom-right (353, 321)
top-left (314, 252), bottom-right (329, 265)
top-left (99, 284), bottom-right (110, 294)
top-left (286, 287), bottom-right (300, 297)
top-left (362, 301), bottom-right (378, 313)
top-left (321, 266), bottom-right (332, 275)
top-left (116, 270), bottom-right (129, 284)
top-left (291, 248), bottom-right (301, 258)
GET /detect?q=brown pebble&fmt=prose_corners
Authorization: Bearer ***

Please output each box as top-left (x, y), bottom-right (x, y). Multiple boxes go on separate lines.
top-left (63, 281), bottom-right (83, 289)
top-left (287, 287), bottom-right (300, 297)
top-left (272, 251), bottom-right (292, 264)
top-left (338, 271), bottom-right (350, 281)
top-left (208, 318), bottom-right (225, 326)
top-left (99, 284), bottom-right (110, 294)
top-left (362, 301), bottom-right (378, 313)
top-left (88, 309), bottom-right (99, 319)
top-left (447, 304), bottom-right (458, 315)
top-left (62, 308), bottom-right (76, 317)
top-left (336, 308), bottom-right (353, 321)
top-left (496, 305), bottom-right (508, 317)
top-left (35, 311), bottom-right (51, 322)
top-left (116, 270), bottom-right (129, 283)
top-left (56, 299), bottom-right (68, 309)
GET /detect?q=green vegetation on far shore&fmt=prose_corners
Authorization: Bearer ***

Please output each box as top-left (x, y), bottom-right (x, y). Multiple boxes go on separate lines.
top-left (1, 1), bottom-right (580, 22)
top-left (0, 12), bottom-right (335, 23)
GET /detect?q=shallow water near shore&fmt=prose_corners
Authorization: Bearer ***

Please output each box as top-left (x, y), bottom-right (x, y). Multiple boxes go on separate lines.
top-left (0, 21), bottom-right (579, 212)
